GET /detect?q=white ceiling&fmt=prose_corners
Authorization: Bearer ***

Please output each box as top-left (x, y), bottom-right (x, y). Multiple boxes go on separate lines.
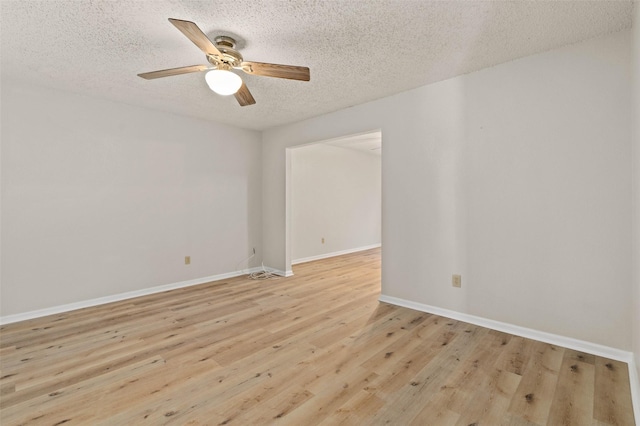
top-left (0, 1), bottom-right (633, 131)
top-left (325, 131), bottom-right (382, 156)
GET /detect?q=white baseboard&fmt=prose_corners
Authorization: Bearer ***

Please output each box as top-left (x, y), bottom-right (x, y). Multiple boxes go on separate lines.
top-left (379, 293), bottom-right (640, 420)
top-left (292, 243), bottom-right (381, 265)
top-left (263, 267), bottom-right (294, 277)
top-left (0, 267), bottom-right (262, 325)
top-left (378, 294), bottom-right (633, 362)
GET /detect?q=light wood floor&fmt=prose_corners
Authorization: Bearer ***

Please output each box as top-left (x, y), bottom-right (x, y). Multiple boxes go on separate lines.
top-left (0, 248), bottom-right (635, 425)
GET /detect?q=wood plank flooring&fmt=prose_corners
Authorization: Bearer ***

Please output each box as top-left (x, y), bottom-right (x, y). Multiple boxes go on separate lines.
top-left (0, 248), bottom-right (635, 425)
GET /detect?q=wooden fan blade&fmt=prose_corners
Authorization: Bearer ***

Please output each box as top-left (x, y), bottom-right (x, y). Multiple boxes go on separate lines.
top-left (168, 18), bottom-right (222, 57)
top-left (241, 61), bottom-right (310, 81)
top-left (234, 82), bottom-right (256, 106)
top-left (138, 65), bottom-right (208, 80)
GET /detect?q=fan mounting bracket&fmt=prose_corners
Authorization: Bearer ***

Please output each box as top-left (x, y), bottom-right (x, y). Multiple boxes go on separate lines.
top-left (206, 36), bottom-right (243, 68)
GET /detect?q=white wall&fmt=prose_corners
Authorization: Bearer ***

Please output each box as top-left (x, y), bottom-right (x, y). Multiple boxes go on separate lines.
top-left (263, 30), bottom-right (632, 350)
top-left (1, 80), bottom-right (262, 317)
top-left (632, 3), bottom-right (640, 382)
top-left (291, 143), bottom-right (381, 262)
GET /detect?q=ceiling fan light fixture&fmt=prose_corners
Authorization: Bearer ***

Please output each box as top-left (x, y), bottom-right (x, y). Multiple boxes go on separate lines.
top-left (205, 69), bottom-right (242, 95)
top-left (138, 19), bottom-right (309, 106)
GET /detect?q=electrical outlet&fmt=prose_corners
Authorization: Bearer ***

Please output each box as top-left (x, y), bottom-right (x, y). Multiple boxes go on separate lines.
top-left (185, 256), bottom-right (191, 265)
top-left (452, 274), bottom-right (461, 288)
top-left (322, 237), bottom-right (325, 244)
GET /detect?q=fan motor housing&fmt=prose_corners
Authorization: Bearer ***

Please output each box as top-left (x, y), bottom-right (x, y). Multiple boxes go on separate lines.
top-left (207, 36), bottom-right (243, 67)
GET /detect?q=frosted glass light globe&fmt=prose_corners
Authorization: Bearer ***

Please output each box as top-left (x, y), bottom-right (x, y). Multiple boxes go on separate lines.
top-left (205, 69), bottom-right (242, 96)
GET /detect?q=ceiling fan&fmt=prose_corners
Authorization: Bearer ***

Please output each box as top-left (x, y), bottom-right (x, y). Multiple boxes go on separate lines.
top-left (138, 18), bottom-right (310, 106)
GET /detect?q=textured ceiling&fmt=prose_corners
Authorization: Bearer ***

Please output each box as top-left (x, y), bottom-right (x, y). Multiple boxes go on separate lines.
top-left (0, 1), bottom-right (633, 131)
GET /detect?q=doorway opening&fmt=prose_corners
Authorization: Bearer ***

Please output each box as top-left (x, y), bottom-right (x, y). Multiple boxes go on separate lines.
top-left (285, 130), bottom-right (382, 276)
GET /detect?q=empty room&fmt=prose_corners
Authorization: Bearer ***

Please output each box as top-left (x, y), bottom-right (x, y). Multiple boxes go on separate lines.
top-left (1, 1), bottom-right (639, 424)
